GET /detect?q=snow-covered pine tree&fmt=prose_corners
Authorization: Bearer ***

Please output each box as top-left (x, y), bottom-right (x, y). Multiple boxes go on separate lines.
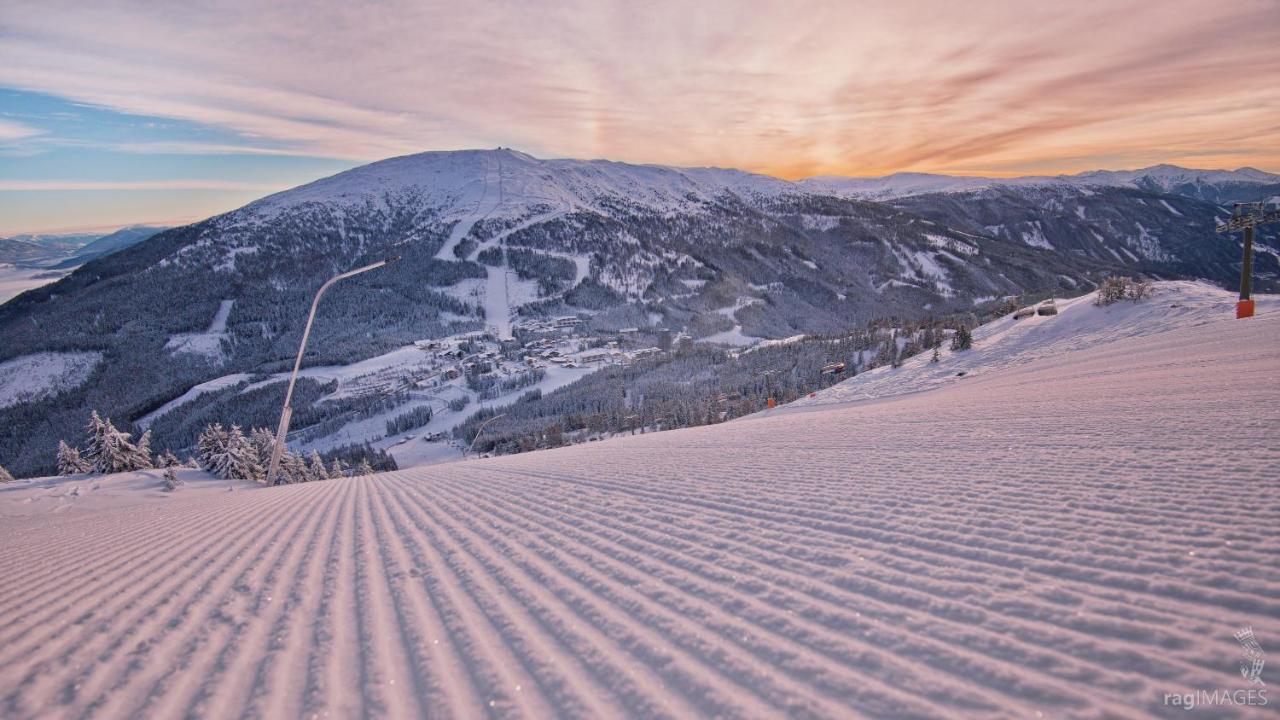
top-left (930, 346), bottom-right (941, 363)
top-left (124, 429), bottom-right (155, 471)
top-left (162, 465), bottom-right (182, 491)
top-left (0, 464), bottom-right (14, 483)
top-left (308, 451), bottom-right (329, 482)
top-left (950, 325), bottom-right (973, 352)
top-left (277, 451), bottom-right (308, 484)
top-left (56, 440), bottom-right (91, 475)
top-left (218, 426), bottom-right (264, 482)
top-left (84, 413), bottom-right (145, 474)
top-left (156, 450), bottom-right (182, 468)
top-left (249, 428), bottom-right (276, 467)
top-left (328, 458), bottom-right (346, 478)
top-left (82, 411), bottom-right (108, 471)
top-left (197, 423), bottom-right (230, 472)
top-left (357, 458), bottom-right (375, 476)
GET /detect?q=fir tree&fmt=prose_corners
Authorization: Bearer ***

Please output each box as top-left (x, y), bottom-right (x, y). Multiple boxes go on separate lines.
top-left (277, 451), bottom-right (308, 484)
top-left (199, 424), bottom-right (262, 481)
top-left (357, 458), bottom-right (376, 476)
top-left (162, 466), bottom-right (183, 491)
top-left (56, 440), bottom-right (91, 475)
top-left (197, 423), bottom-right (230, 472)
top-left (950, 325), bottom-right (973, 352)
top-left (125, 429), bottom-right (155, 471)
top-left (930, 346), bottom-right (941, 363)
top-left (329, 458), bottom-right (346, 478)
top-left (83, 412), bottom-right (146, 474)
top-left (308, 451), bottom-right (329, 482)
top-left (222, 426), bottom-right (264, 482)
top-left (0, 464), bottom-right (14, 483)
top-left (249, 428), bottom-right (277, 466)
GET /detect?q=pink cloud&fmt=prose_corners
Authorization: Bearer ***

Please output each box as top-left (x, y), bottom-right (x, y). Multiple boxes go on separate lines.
top-left (0, 0), bottom-right (1275, 176)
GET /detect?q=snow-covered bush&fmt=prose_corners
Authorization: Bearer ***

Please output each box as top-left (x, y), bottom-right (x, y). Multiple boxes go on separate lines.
top-left (1096, 276), bottom-right (1153, 306)
top-left (1128, 278), bottom-right (1153, 302)
top-left (162, 466), bottom-right (183, 491)
top-left (0, 464), bottom-right (13, 483)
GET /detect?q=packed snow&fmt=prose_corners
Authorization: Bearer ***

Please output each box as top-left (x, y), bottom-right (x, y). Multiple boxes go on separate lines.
top-left (0, 282), bottom-right (1275, 718)
top-left (0, 351), bottom-right (101, 409)
top-left (791, 281), bottom-right (1272, 409)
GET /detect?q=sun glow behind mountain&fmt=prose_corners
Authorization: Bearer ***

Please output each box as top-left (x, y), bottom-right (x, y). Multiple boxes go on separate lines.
top-left (0, 0), bottom-right (1277, 233)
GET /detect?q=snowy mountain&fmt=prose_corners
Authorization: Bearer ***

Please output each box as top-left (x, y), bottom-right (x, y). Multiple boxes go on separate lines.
top-left (0, 149), bottom-right (1271, 477)
top-left (0, 226), bottom-right (164, 267)
top-left (798, 163), bottom-right (1280, 201)
top-left (56, 225), bottom-right (167, 267)
top-left (893, 185), bottom-right (1280, 286)
top-left (1, 281), bottom-right (1276, 718)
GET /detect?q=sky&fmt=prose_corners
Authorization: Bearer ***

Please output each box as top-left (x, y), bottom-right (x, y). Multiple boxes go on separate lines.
top-left (1, 0), bottom-right (1278, 235)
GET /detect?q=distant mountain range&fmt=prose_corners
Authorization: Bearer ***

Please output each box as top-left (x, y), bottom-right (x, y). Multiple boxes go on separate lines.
top-left (0, 149), bottom-right (1276, 475)
top-left (801, 164), bottom-right (1280, 203)
top-left (0, 225), bottom-right (166, 267)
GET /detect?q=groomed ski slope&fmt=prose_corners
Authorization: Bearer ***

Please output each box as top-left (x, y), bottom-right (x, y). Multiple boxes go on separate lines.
top-left (1, 285), bottom-right (1278, 719)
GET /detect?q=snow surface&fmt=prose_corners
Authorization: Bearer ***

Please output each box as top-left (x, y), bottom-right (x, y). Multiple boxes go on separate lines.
top-left (0, 468), bottom-right (253, 518)
top-left (789, 281), bottom-right (1273, 409)
top-left (0, 351), bottom-right (101, 409)
top-left (0, 282), bottom-right (1276, 718)
top-left (135, 373), bottom-right (254, 430)
top-left (164, 299), bottom-right (234, 361)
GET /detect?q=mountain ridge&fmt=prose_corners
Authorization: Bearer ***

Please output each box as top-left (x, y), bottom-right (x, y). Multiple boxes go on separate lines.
top-left (0, 148), bottom-right (1276, 477)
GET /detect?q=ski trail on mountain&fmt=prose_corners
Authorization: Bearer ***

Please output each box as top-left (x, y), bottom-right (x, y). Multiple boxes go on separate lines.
top-left (0, 306), bottom-right (1277, 718)
top-left (433, 153), bottom-right (504, 261)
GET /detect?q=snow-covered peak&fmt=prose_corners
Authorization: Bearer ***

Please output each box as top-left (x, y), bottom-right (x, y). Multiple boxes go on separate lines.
top-left (799, 164), bottom-right (1280, 200)
top-left (798, 172), bottom-right (1032, 200)
top-left (245, 148), bottom-right (802, 222)
top-left (1072, 164), bottom-right (1280, 191)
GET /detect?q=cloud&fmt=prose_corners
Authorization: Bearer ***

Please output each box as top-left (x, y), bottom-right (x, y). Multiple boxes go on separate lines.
top-left (0, 0), bottom-right (1276, 176)
top-left (0, 179), bottom-right (288, 191)
top-left (0, 119), bottom-right (44, 141)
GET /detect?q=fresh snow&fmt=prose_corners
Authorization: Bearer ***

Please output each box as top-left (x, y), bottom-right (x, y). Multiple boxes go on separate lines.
top-left (0, 281), bottom-right (1276, 718)
top-left (791, 281), bottom-right (1269, 408)
top-left (136, 373), bottom-right (254, 429)
top-left (0, 351), bottom-right (102, 409)
top-left (164, 299), bottom-right (234, 361)
top-left (0, 468), bottom-right (251, 518)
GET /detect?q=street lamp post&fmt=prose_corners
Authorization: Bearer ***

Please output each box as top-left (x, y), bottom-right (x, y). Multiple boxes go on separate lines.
top-left (266, 256), bottom-right (399, 485)
top-left (467, 413), bottom-right (506, 458)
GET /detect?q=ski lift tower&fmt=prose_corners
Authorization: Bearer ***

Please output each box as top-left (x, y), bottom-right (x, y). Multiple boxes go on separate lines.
top-left (1216, 202), bottom-right (1280, 318)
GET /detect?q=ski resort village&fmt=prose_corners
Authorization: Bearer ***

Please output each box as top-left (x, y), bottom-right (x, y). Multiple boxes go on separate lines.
top-left (3, 1), bottom-right (1280, 717)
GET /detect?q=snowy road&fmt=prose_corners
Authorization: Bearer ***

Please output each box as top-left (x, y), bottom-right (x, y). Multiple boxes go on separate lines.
top-left (1, 306), bottom-right (1277, 718)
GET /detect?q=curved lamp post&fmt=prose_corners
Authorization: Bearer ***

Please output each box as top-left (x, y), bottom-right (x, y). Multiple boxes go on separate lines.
top-left (266, 256), bottom-right (399, 484)
top-left (467, 413), bottom-right (506, 458)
